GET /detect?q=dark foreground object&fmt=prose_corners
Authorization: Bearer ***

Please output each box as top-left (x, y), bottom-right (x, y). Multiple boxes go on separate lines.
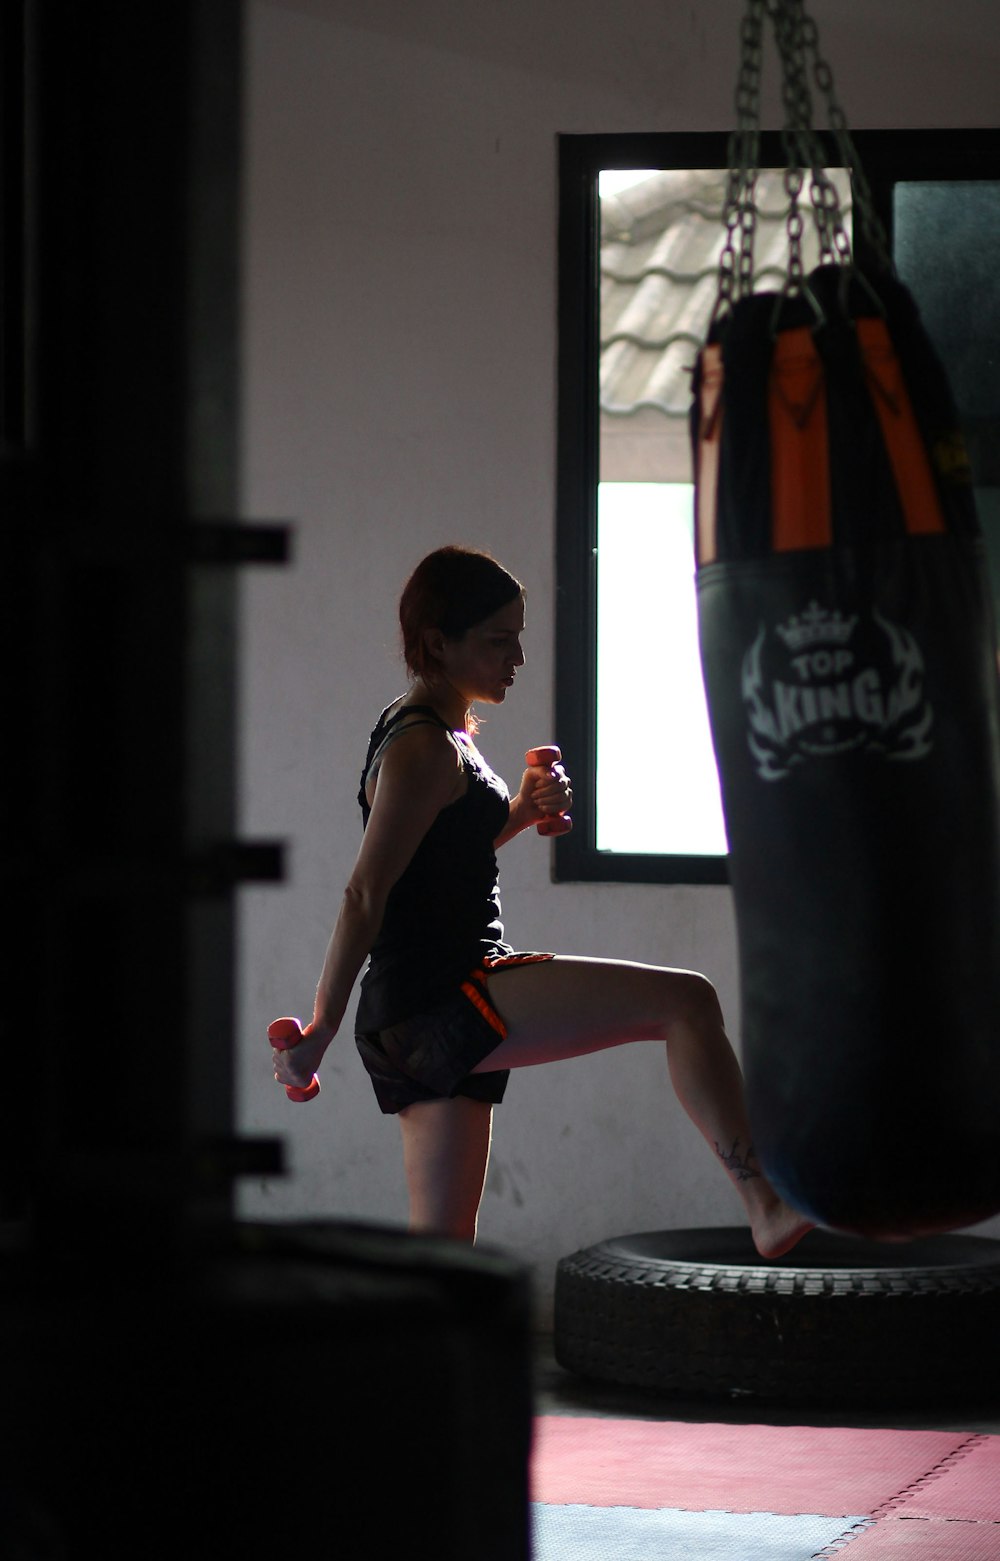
top-left (555, 1226), bottom-right (1000, 1408)
top-left (1, 1222), bottom-right (533, 1560)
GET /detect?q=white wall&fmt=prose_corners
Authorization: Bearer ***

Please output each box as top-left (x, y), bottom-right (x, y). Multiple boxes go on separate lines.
top-left (236, 0), bottom-right (1000, 1322)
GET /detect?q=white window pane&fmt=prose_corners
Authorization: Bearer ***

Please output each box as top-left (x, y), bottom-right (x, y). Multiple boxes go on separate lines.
top-left (598, 169), bottom-right (660, 197)
top-left (596, 482), bottom-right (728, 856)
top-left (595, 166), bottom-right (852, 861)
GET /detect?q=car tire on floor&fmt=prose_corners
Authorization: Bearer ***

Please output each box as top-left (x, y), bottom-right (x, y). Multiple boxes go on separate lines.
top-left (553, 1226), bottom-right (1000, 1407)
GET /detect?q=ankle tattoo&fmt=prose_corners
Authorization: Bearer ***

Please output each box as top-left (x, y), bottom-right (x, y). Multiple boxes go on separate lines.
top-left (716, 1137), bottom-right (762, 1182)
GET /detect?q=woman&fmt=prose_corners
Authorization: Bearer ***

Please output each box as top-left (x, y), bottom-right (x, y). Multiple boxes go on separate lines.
top-left (271, 545), bottom-right (811, 1257)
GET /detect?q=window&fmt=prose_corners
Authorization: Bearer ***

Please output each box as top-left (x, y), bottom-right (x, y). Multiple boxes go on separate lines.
top-left (555, 129), bottom-right (1000, 884)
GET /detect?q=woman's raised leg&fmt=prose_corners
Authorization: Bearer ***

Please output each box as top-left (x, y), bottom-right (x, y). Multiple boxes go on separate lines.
top-left (475, 956), bottom-right (812, 1259)
top-left (397, 1095), bottom-right (494, 1242)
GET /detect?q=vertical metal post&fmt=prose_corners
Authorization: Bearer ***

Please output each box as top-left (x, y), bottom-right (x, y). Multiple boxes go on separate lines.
top-left (2, 0), bottom-right (280, 1259)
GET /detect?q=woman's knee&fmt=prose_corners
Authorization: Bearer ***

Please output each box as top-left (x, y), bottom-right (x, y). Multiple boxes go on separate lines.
top-left (664, 969), bottom-right (724, 1033)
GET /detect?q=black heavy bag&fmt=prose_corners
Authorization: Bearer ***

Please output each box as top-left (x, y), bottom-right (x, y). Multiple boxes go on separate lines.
top-left (692, 2), bottom-right (1000, 1237)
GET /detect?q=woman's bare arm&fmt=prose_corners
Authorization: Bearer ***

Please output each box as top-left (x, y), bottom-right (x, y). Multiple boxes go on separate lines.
top-left (495, 755), bottom-right (572, 848)
top-left (273, 727), bottom-right (464, 1088)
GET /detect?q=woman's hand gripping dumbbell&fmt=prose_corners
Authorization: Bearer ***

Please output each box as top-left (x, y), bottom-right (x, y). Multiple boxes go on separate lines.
top-left (268, 1016), bottom-right (321, 1102)
top-left (524, 745), bottom-right (572, 836)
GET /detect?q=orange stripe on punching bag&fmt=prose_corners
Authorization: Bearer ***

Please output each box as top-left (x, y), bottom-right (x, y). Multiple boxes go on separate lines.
top-left (769, 326), bottom-right (831, 552)
top-left (695, 343), bottom-right (724, 565)
top-left (856, 316), bottom-right (946, 536)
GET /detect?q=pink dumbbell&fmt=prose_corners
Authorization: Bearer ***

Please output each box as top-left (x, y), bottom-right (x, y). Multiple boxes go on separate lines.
top-left (268, 1016), bottom-right (321, 1103)
top-left (524, 745), bottom-right (573, 837)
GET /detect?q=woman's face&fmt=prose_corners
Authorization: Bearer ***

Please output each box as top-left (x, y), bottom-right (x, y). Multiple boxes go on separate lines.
top-left (437, 595), bottom-right (526, 707)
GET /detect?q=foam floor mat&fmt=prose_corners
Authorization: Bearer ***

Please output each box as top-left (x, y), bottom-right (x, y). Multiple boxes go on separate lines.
top-left (533, 1503), bottom-right (861, 1560)
top-left (531, 1416), bottom-right (1000, 1561)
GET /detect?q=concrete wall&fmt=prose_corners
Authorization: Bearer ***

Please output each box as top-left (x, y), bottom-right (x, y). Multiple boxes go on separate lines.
top-left (236, 0), bottom-right (1000, 1321)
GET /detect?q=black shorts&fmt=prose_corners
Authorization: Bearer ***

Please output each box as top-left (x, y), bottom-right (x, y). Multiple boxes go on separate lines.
top-left (355, 952), bottom-right (553, 1115)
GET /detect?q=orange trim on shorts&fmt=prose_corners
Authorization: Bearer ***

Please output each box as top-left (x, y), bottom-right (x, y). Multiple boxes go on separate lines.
top-left (482, 952), bottom-right (554, 971)
top-left (460, 969), bottom-right (507, 1039)
top-left (460, 953), bottom-right (555, 1040)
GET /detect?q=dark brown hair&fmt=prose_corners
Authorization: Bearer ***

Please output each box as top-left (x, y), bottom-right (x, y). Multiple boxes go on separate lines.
top-left (399, 546), bottom-right (523, 680)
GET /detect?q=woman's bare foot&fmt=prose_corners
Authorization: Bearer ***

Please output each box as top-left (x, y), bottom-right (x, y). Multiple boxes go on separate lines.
top-left (751, 1197), bottom-right (815, 1260)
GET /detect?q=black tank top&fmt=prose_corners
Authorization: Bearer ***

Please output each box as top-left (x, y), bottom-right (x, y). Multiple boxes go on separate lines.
top-left (354, 703), bottom-right (513, 1033)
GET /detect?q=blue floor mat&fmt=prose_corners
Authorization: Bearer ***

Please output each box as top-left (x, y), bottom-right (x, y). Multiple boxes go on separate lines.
top-left (531, 1503), bottom-right (868, 1560)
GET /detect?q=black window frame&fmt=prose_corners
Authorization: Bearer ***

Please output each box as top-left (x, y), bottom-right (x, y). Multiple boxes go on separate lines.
top-left (554, 127), bottom-right (1000, 885)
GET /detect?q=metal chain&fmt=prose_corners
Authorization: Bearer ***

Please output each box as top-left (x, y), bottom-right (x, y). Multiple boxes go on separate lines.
top-left (713, 0), bottom-right (889, 327)
top-left (797, 6), bottom-right (893, 271)
top-left (712, 0), bottom-right (766, 326)
top-left (769, 0), bottom-right (855, 273)
top-left (769, 0), bottom-right (811, 291)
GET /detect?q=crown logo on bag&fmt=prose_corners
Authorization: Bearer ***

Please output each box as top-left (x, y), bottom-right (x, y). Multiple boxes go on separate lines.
top-left (775, 602), bottom-right (857, 652)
